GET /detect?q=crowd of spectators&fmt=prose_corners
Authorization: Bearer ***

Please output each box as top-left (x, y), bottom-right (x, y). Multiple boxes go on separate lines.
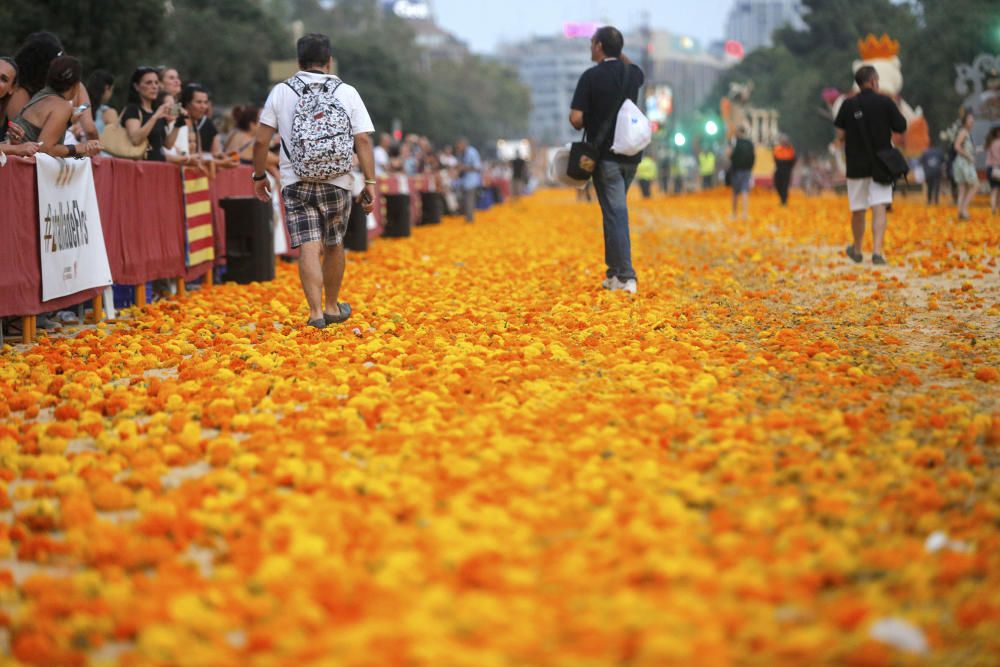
top-left (2, 31), bottom-right (519, 208)
top-left (372, 131), bottom-right (517, 218)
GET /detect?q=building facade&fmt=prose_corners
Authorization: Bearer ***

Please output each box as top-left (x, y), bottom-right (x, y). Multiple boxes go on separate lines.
top-left (724, 0), bottom-right (804, 53)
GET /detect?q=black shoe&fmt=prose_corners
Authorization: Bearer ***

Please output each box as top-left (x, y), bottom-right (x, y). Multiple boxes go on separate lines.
top-left (306, 318), bottom-right (327, 329)
top-left (871, 254), bottom-right (887, 266)
top-left (845, 245), bottom-right (863, 263)
top-left (323, 302), bottom-right (352, 325)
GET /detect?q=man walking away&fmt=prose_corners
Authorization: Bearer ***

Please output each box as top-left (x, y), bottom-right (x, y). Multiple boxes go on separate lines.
top-left (773, 134), bottom-right (796, 205)
top-left (455, 138), bottom-right (481, 222)
top-left (834, 65), bottom-right (907, 265)
top-left (569, 26), bottom-right (644, 294)
top-left (253, 33), bottom-right (376, 329)
top-left (728, 126), bottom-right (755, 219)
top-left (919, 143), bottom-right (945, 206)
top-left (510, 149), bottom-right (528, 200)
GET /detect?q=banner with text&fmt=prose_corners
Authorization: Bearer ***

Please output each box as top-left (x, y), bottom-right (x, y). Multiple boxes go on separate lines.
top-left (36, 155), bottom-right (113, 301)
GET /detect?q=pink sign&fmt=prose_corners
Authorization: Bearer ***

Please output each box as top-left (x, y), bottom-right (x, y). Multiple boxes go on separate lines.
top-left (564, 22), bottom-right (599, 39)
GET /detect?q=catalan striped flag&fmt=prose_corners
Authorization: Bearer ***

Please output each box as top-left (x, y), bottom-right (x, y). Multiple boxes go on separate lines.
top-left (182, 167), bottom-right (215, 267)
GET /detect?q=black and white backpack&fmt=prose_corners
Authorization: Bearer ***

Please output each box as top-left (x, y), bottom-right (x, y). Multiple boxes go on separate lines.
top-left (282, 75), bottom-right (354, 181)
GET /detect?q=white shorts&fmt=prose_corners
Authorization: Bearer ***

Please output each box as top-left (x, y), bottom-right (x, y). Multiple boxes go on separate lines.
top-left (847, 178), bottom-right (893, 212)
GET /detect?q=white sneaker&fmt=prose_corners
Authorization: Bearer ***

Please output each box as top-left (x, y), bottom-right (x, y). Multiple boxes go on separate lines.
top-left (605, 276), bottom-right (637, 294)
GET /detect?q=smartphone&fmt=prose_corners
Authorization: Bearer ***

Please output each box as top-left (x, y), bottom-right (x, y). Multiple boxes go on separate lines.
top-left (172, 103), bottom-right (183, 116)
top-left (360, 190), bottom-right (373, 205)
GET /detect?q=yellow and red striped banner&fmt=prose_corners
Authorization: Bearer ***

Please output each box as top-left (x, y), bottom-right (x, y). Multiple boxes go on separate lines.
top-left (182, 168), bottom-right (215, 267)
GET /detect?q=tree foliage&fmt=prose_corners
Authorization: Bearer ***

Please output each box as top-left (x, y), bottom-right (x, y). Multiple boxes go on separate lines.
top-left (157, 0), bottom-right (292, 106)
top-left (703, 0), bottom-right (998, 153)
top-left (0, 0), bottom-right (165, 79)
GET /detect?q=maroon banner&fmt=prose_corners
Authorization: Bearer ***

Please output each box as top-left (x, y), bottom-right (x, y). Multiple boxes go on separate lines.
top-left (103, 159), bottom-right (187, 285)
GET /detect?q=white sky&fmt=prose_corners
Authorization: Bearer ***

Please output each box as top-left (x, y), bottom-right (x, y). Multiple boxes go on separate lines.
top-left (431, 0), bottom-right (734, 53)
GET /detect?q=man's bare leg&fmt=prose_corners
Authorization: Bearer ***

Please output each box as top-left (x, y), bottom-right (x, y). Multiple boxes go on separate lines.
top-left (871, 204), bottom-right (887, 257)
top-left (322, 243), bottom-right (346, 317)
top-left (851, 209), bottom-right (866, 253)
top-left (298, 241), bottom-right (324, 321)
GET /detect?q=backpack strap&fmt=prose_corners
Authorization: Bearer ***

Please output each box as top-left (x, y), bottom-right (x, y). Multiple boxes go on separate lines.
top-left (284, 76), bottom-right (307, 97)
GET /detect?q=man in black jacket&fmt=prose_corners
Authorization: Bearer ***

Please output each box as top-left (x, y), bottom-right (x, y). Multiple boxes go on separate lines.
top-left (834, 66), bottom-right (907, 265)
top-left (569, 26), bottom-right (644, 294)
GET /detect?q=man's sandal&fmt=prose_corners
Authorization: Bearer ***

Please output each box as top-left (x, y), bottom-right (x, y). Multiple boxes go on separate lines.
top-left (323, 302), bottom-right (352, 325)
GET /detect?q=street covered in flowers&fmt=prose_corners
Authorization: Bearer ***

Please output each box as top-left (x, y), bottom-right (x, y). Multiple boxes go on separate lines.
top-left (1, 189), bottom-right (998, 665)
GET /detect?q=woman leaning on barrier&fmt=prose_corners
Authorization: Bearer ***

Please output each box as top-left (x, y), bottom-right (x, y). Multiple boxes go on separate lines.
top-left (10, 56), bottom-right (100, 159)
top-left (0, 56), bottom-right (41, 159)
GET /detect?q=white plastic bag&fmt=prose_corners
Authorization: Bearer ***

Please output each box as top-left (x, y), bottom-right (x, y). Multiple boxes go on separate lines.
top-left (610, 99), bottom-right (652, 156)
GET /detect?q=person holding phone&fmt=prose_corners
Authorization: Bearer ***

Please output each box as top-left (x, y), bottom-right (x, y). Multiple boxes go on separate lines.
top-left (120, 66), bottom-right (180, 161)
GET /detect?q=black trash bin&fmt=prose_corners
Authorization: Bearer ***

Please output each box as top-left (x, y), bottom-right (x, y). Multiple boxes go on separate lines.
top-left (344, 200), bottom-right (368, 252)
top-left (419, 191), bottom-right (443, 225)
top-left (382, 193), bottom-right (411, 238)
top-left (221, 197), bottom-right (274, 283)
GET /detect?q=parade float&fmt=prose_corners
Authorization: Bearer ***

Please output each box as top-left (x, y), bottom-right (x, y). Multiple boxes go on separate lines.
top-left (951, 52), bottom-right (1000, 170)
top-left (720, 81), bottom-right (780, 186)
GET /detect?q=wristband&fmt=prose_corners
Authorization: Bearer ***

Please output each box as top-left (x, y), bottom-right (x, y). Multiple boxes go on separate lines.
top-left (251, 172), bottom-right (268, 181)
top-left (66, 145), bottom-right (77, 158)
top-left (364, 179), bottom-right (376, 184)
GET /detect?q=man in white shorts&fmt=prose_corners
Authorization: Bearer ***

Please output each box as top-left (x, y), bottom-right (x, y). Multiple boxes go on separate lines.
top-left (834, 65), bottom-right (907, 265)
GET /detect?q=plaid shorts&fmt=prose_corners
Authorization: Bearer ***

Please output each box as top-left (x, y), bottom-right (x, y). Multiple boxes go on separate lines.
top-left (282, 181), bottom-right (351, 248)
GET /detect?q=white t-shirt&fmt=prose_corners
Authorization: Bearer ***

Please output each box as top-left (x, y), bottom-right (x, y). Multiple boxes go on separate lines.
top-left (260, 71), bottom-right (375, 190)
top-left (164, 124), bottom-right (191, 157)
top-left (373, 145), bottom-right (390, 175)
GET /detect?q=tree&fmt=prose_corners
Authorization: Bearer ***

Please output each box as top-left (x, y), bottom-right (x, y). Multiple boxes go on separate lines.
top-left (903, 0), bottom-right (1000, 140)
top-left (424, 57), bottom-right (530, 147)
top-left (281, 0), bottom-right (530, 148)
top-left (157, 0), bottom-right (292, 106)
top-left (0, 0), bottom-right (165, 82)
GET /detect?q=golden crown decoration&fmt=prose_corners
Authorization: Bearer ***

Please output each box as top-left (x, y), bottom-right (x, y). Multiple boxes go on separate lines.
top-left (858, 34), bottom-right (900, 60)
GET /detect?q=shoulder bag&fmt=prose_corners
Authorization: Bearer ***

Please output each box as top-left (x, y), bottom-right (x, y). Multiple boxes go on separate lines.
top-left (100, 108), bottom-right (149, 159)
top-left (853, 97), bottom-right (908, 185)
top-left (567, 64), bottom-right (632, 181)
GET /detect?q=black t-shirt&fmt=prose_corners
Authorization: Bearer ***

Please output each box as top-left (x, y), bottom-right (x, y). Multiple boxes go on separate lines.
top-left (511, 157), bottom-right (527, 180)
top-left (195, 116), bottom-right (218, 155)
top-left (730, 138), bottom-right (755, 170)
top-left (571, 59), bottom-right (645, 164)
top-left (834, 89), bottom-right (907, 181)
top-left (121, 104), bottom-right (167, 161)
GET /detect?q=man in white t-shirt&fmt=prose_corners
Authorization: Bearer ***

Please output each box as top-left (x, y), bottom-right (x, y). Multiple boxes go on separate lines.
top-left (253, 33), bottom-right (377, 329)
top-left (373, 132), bottom-right (391, 176)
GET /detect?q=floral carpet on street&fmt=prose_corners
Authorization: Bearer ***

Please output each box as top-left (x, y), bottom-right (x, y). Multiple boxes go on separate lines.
top-left (1, 190), bottom-right (998, 666)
